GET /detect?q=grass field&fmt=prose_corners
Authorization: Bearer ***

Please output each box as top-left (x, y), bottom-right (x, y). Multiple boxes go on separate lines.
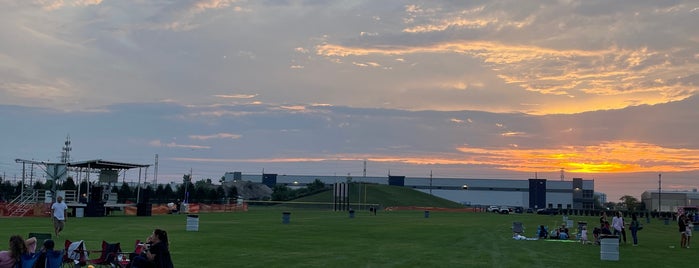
top-left (1, 208), bottom-right (695, 267)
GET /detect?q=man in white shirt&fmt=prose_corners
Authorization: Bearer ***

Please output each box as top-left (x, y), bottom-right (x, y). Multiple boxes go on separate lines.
top-left (51, 195), bottom-right (68, 237)
top-left (611, 211), bottom-right (623, 242)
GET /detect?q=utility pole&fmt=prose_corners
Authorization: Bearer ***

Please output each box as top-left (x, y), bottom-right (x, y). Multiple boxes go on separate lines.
top-left (154, 154), bottom-right (159, 185)
top-left (658, 173), bottom-right (662, 212)
top-left (429, 170), bottom-right (433, 196)
top-left (363, 159), bottom-right (366, 177)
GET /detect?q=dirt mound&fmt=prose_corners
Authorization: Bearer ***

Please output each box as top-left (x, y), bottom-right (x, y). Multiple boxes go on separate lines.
top-left (223, 180), bottom-right (273, 200)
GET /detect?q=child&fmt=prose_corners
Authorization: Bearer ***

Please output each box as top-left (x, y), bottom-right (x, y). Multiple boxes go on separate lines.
top-left (686, 219), bottom-right (693, 248)
top-left (580, 226), bottom-right (588, 244)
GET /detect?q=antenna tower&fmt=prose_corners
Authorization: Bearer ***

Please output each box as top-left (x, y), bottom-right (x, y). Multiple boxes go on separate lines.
top-left (560, 168), bottom-right (564, 181)
top-left (61, 135), bottom-right (72, 163)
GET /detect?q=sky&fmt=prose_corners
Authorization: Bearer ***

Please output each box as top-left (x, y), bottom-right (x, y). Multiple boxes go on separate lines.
top-left (1, 0), bottom-right (699, 201)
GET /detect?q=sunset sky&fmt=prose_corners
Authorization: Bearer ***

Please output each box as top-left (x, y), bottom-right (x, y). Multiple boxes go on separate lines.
top-left (1, 0), bottom-right (699, 200)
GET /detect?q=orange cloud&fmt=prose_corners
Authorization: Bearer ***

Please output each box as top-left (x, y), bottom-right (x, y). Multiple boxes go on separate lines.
top-left (315, 41), bottom-right (698, 114)
top-left (171, 141), bottom-right (699, 174)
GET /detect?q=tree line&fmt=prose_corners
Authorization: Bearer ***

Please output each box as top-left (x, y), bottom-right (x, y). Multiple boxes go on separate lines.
top-left (0, 174), bottom-right (238, 204)
top-left (0, 175), bottom-right (329, 204)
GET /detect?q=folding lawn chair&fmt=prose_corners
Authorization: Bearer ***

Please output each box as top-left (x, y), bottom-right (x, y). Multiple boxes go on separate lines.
top-left (64, 240), bottom-right (88, 267)
top-left (512, 222), bottom-right (525, 236)
top-left (88, 240), bottom-right (122, 267)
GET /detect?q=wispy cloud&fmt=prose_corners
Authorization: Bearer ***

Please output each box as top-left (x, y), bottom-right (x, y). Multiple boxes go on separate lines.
top-left (214, 94), bottom-right (257, 99)
top-left (148, 140), bottom-right (211, 149)
top-left (316, 40), bottom-right (698, 114)
top-left (150, 0), bottom-right (248, 31)
top-left (189, 133), bottom-right (242, 140)
top-left (34, 0), bottom-right (102, 11)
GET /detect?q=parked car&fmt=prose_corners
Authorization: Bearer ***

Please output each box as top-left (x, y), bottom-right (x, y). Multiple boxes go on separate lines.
top-left (499, 207), bottom-right (512, 214)
top-left (487, 205), bottom-right (500, 212)
top-left (526, 208), bottom-right (534, 213)
top-left (513, 207), bottom-right (524, 214)
top-left (537, 208), bottom-right (559, 215)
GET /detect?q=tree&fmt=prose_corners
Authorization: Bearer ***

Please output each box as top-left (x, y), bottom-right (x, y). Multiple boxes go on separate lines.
top-left (603, 202), bottom-right (616, 210)
top-left (229, 186), bottom-right (238, 199)
top-left (216, 186), bottom-right (226, 203)
top-left (61, 177), bottom-right (77, 190)
top-left (307, 179), bottom-right (326, 192)
top-left (33, 181), bottom-right (46, 190)
top-left (162, 184), bottom-right (174, 201)
top-left (271, 185), bottom-right (293, 201)
top-left (592, 195), bottom-right (603, 209)
top-left (118, 182), bottom-right (133, 203)
top-left (155, 184), bottom-right (166, 204)
top-left (619, 195), bottom-right (640, 211)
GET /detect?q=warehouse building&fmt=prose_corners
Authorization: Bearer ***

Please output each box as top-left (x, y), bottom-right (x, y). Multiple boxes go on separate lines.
top-left (641, 189), bottom-right (699, 212)
top-left (224, 172), bottom-right (595, 209)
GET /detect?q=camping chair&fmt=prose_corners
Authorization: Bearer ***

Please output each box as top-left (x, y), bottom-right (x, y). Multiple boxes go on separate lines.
top-left (64, 240), bottom-right (88, 267)
top-left (88, 240), bottom-right (121, 267)
top-left (129, 239), bottom-right (146, 258)
top-left (116, 239), bottom-right (146, 267)
top-left (512, 222), bottom-right (524, 236)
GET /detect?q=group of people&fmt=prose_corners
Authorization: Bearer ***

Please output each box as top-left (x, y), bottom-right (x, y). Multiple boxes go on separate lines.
top-left (1, 195), bottom-right (174, 268)
top-left (679, 213), bottom-right (694, 249)
top-left (536, 223), bottom-right (587, 242)
top-left (0, 229), bottom-right (173, 268)
top-left (592, 211), bottom-right (642, 246)
top-left (549, 224), bottom-right (570, 240)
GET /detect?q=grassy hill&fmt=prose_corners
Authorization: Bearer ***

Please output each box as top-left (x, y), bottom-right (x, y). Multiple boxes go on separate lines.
top-left (292, 183), bottom-right (465, 208)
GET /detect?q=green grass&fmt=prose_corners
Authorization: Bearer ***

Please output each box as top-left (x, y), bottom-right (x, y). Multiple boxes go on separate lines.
top-left (295, 184), bottom-right (466, 208)
top-left (1, 209), bottom-right (695, 267)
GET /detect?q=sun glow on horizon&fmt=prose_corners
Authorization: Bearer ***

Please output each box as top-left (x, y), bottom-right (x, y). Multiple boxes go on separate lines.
top-left (171, 141), bottom-right (699, 175)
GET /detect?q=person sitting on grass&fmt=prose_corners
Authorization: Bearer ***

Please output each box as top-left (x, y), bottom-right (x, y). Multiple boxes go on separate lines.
top-left (558, 224), bottom-right (570, 240)
top-left (33, 239), bottom-right (60, 268)
top-left (537, 225), bottom-right (548, 239)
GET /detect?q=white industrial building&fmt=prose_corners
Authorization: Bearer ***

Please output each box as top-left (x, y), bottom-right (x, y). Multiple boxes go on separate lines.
top-left (224, 172), bottom-right (595, 209)
top-left (641, 189), bottom-right (699, 212)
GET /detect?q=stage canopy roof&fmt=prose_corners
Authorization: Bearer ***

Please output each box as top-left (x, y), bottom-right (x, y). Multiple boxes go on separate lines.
top-left (67, 159), bottom-right (150, 170)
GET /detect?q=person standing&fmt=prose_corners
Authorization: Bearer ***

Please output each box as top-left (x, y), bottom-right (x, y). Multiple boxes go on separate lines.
top-left (630, 213), bottom-right (640, 246)
top-left (611, 211), bottom-right (623, 243)
top-left (679, 214), bottom-right (688, 248)
top-left (686, 216), bottom-right (693, 248)
top-left (619, 212), bottom-right (627, 244)
top-left (51, 196), bottom-right (68, 238)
